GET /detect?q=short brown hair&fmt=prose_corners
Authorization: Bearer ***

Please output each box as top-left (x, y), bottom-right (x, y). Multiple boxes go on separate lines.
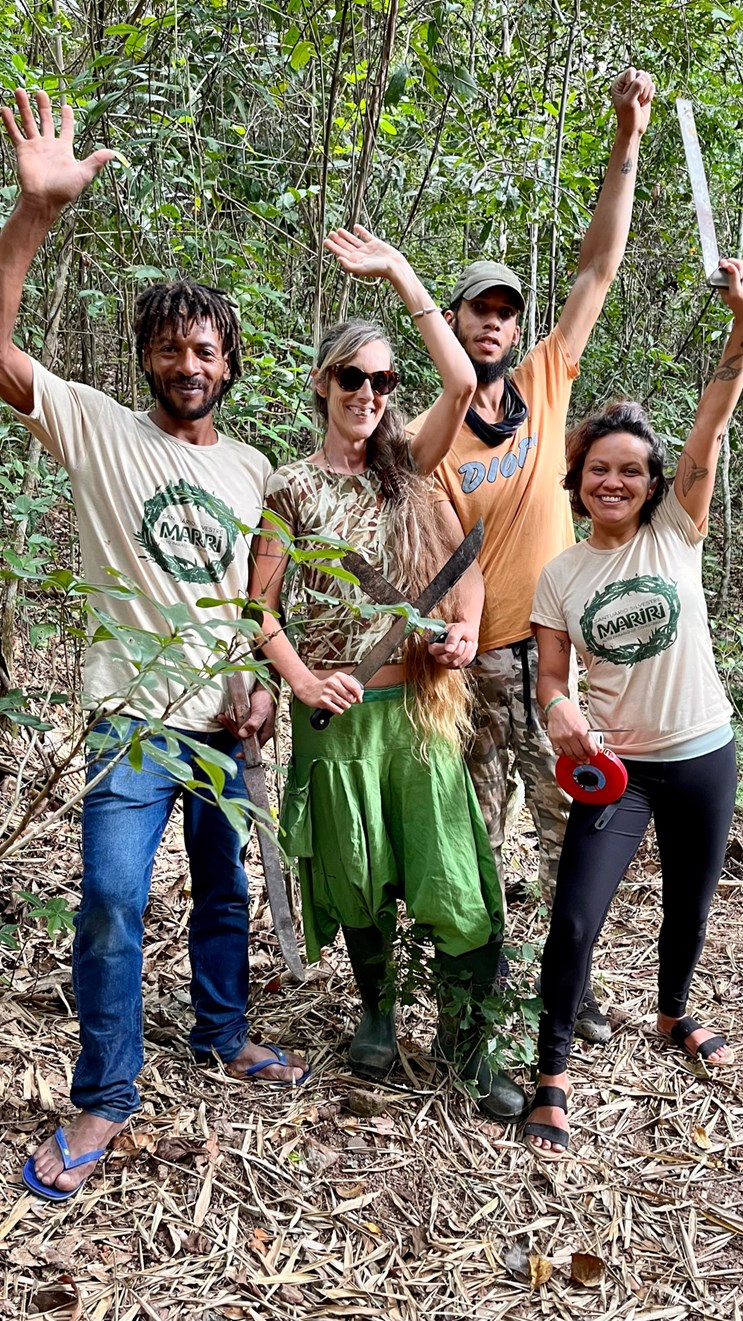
top-left (564, 400), bottom-right (668, 523)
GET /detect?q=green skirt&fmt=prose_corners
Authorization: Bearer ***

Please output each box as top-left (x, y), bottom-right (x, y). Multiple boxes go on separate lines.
top-left (281, 686), bottom-right (503, 963)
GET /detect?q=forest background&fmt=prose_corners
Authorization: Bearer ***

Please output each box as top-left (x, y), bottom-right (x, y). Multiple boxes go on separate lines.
top-left (1, 2), bottom-right (743, 1319)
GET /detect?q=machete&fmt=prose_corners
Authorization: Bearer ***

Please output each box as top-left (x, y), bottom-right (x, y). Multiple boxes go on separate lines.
top-left (227, 674), bottom-right (305, 982)
top-left (309, 517), bottom-right (484, 730)
top-left (676, 98), bottom-right (729, 289)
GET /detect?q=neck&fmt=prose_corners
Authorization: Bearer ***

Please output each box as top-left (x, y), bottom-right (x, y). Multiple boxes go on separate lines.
top-left (588, 520), bottom-right (642, 550)
top-left (471, 377), bottom-right (507, 424)
top-left (322, 430), bottom-right (369, 474)
top-left (148, 405), bottom-right (220, 446)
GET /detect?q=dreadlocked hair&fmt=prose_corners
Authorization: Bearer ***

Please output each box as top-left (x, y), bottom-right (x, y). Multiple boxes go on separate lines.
top-left (133, 281), bottom-right (242, 397)
top-left (315, 319), bottom-right (474, 756)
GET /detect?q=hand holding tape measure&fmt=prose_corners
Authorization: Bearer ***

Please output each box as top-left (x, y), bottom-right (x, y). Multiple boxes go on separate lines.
top-left (555, 731), bottom-right (628, 805)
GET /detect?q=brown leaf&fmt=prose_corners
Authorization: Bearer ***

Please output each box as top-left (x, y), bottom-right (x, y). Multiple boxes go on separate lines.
top-left (183, 1231), bottom-right (211, 1256)
top-left (692, 1124), bottom-right (712, 1150)
top-left (28, 1275), bottom-right (82, 1320)
top-left (110, 1130), bottom-right (157, 1157)
top-left (528, 1254), bottom-right (553, 1289)
top-left (570, 1252), bottom-right (605, 1287)
top-left (155, 1136), bottom-right (202, 1163)
top-left (264, 975), bottom-right (282, 994)
top-left (279, 1285), bottom-right (304, 1306)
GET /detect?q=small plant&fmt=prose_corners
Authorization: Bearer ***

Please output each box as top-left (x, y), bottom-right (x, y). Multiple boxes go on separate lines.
top-left (17, 891), bottom-right (76, 939)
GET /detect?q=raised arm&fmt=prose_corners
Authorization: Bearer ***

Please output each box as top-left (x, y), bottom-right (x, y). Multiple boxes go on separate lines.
top-left (0, 89), bottom-right (114, 413)
top-left (324, 225), bottom-right (476, 475)
top-left (557, 68), bottom-right (655, 364)
top-left (675, 257), bottom-right (743, 529)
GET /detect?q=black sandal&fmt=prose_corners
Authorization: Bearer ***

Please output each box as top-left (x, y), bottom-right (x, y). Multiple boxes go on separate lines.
top-left (667, 1015), bottom-right (734, 1067)
top-left (523, 1085), bottom-right (570, 1161)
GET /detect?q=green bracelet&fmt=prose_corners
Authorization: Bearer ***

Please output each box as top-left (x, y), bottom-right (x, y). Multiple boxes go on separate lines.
top-left (544, 695), bottom-right (568, 716)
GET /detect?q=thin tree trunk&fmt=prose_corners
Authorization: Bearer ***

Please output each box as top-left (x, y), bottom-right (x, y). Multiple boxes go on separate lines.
top-left (527, 221), bottom-right (539, 352)
top-left (338, 0), bottom-right (399, 319)
top-left (546, 7), bottom-right (578, 331)
top-left (313, 1), bottom-right (349, 349)
top-left (0, 0), bottom-right (72, 676)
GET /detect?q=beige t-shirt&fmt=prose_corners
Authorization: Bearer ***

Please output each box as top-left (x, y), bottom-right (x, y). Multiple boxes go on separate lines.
top-left (14, 363), bottom-right (270, 730)
top-left (531, 489), bottom-right (731, 756)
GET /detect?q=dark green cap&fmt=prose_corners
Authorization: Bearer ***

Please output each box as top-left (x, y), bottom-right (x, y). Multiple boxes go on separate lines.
top-left (450, 260), bottom-right (525, 313)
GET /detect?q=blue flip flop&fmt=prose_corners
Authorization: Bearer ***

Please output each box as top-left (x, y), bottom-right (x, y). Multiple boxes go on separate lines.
top-left (22, 1126), bottom-right (106, 1202)
top-left (236, 1044), bottom-right (311, 1088)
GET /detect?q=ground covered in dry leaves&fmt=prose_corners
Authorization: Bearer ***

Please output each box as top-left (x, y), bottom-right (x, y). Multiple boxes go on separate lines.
top-left (1, 752), bottom-right (742, 1321)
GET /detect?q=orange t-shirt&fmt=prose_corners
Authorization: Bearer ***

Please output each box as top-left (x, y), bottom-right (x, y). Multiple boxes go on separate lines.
top-left (407, 327), bottom-right (578, 651)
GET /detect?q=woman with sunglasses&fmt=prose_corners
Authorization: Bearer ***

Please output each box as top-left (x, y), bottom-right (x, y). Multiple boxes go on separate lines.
top-left (248, 225), bottom-right (527, 1122)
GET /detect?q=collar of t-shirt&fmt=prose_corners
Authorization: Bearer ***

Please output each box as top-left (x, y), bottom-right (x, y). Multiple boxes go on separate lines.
top-left (465, 376), bottom-right (529, 447)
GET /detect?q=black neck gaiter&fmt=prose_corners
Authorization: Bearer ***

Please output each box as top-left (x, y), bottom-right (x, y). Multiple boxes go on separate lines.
top-left (465, 376), bottom-right (529, 447)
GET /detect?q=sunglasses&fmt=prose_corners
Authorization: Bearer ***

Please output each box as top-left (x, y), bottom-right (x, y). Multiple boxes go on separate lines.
top-left (333, 364), bottom-right (399, 396)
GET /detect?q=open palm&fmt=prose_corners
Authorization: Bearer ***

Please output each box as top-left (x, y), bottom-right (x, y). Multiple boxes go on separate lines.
top-left (324, 224), bottom-right (400, 281)
top-left (1, 89), bottom-right (114, 210)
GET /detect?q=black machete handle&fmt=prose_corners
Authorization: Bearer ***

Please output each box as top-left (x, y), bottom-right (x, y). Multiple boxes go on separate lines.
top-left (310, 707), bottom-right (333, 731)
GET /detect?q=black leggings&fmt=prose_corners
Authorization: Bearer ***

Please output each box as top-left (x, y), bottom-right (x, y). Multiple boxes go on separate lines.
top-left (538, 739), bottom-right (737, 1075)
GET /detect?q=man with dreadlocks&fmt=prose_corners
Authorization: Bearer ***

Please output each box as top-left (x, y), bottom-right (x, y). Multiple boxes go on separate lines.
top-left (407, 66), bottom-right (655, 1044)
top-left (0, 89), bottom-right (308, 1203)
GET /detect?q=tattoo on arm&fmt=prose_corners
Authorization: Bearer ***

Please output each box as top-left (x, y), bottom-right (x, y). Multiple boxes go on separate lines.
top-left (556, 634), bottom-right (570, 655)
top-left (712, 350), bottom-right (743, 383)
top-left (679, 451), bottom-right (709, 496)
top-left (620, 157), bottom-right (633, 175)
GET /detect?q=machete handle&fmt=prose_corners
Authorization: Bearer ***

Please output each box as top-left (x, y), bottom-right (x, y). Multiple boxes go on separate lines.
top-left (310, 706), bottom-right (333, 731)
top-left (226, 675), bottom-right (263, 767)
top-left (709, 266), bottom-right (730, 289)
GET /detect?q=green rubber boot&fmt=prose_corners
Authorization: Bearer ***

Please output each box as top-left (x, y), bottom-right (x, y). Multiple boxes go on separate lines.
top-left (434, 937), bottom-right (528, 1123)
top-left (342, 925), bottom-right (397, 1081)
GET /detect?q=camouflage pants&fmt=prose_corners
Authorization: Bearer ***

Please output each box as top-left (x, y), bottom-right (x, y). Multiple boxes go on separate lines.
top-left (466, 637), bottom-right (576, 907)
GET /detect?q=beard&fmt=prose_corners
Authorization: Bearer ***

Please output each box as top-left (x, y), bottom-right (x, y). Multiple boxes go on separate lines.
top-left (473, 348), bottom-right (516, 384)
top-left (147, 371), bottom-right (228, 421)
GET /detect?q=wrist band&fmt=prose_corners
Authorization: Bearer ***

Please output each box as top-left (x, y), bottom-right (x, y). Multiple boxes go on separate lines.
top-left (544, 695), bottom-right (568, 716)
top-left (411, 306), bottom-right (440, 319)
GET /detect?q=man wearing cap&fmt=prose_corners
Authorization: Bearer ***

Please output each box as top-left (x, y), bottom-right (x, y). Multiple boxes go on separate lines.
top-left (408, 67), bottom-right (655, 1042)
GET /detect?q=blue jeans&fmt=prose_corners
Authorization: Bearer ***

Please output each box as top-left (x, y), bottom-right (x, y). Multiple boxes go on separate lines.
top-left (72, 719), bottom-right (252, 1121)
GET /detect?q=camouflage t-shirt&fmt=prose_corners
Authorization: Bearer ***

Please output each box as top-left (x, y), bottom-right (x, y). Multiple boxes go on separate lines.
top-left (265, 460), bottom-right (405, 667)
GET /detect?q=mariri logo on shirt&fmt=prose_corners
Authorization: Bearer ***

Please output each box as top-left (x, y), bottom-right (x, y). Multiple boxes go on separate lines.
top-left (137, 480), bottom-right (238, 583)
top-left (580, 574), bottom-right (681, 666)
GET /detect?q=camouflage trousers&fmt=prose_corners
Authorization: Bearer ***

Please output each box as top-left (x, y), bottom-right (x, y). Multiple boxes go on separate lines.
top-left (466, 637), bottom-right (576, 908)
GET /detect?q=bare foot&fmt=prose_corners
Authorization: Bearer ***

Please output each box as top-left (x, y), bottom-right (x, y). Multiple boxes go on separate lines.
top-left (524, 1071), bottom-right (570, 1157)
top-left (30, 1114), bottom-right (125, 1195)
top-left (224, 1041), bottom-right (309, 1085)
top-left (657, 1013), bottom-right (733, 1066)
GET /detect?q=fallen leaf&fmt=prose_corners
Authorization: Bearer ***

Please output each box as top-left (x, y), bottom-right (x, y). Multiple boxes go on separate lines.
top-left (28, 1275), bottom-right (82, 1320)
top-left (155, 1137), bottom-right (203, 1163)
top-left (279, 1285), bottom-right (303, 1306)
top-left (110, 1131), bottom-right (157, 1157)
top-left (264, 975), bottom-right (282, 993)
top-left (692, 1124), bottom-right (712, 1150)
top-left (335, 1181), bottom-right (366, 1199)
top-left (528, 1254), bottom-right (552, 1288)
top-left (183, 1231), bottom-right (211, 1256)
top-left (571, 1252), bottom-right (605, 1287)
top-left (504, 1241), bottom-right (530, 1279)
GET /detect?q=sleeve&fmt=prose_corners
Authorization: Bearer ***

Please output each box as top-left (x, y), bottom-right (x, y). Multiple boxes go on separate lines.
top-left (654, 487), bottom-right (705, 547)
top-left (512, 326), bottom-right (579, 416)
top-left (264, 468), bottom-right (298, 536)
top-left (8, 361), bottom-right (111, 471)
top-left (530, 560), bottom-right (569, 631)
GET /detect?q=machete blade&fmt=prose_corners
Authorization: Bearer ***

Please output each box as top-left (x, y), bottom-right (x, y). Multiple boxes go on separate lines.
top-left (227, 676), bottom-right (305, 982)
top-left (676, 98), bottom-right (729, 289)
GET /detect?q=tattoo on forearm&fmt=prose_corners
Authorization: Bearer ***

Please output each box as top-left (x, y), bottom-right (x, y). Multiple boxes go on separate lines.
top-left (557, 635), bottom-right (570, 655)
top-left (621, 157), bottom-right (633, 175)
top-left (679, 452), bottom-right (709, 495)
top-left (712, 350), bottom-right (743, 382)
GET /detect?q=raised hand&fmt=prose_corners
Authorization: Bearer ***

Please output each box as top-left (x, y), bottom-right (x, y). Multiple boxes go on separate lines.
top-left (718, 257), bottom-right (743, 318)
top-left (324, 224), bottom-right (403, 283)
top-left (611, 67), bottom-right (655, 138)
top-left (1, 89), bottom-right (115, 213)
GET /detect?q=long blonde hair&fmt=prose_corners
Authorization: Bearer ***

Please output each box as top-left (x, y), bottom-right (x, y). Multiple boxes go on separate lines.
top-left (315, 320), bottom-right (473, 753)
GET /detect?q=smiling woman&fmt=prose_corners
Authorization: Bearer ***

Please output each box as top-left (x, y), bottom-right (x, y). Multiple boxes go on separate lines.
top-left (243, 225), bottom-right (528, 1122)
top-left (524, 256), bottom-right (743, 1161)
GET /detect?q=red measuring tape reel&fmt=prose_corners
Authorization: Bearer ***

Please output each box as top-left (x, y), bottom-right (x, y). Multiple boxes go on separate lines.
top-left (555, 733), bottom-right (628, 805)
